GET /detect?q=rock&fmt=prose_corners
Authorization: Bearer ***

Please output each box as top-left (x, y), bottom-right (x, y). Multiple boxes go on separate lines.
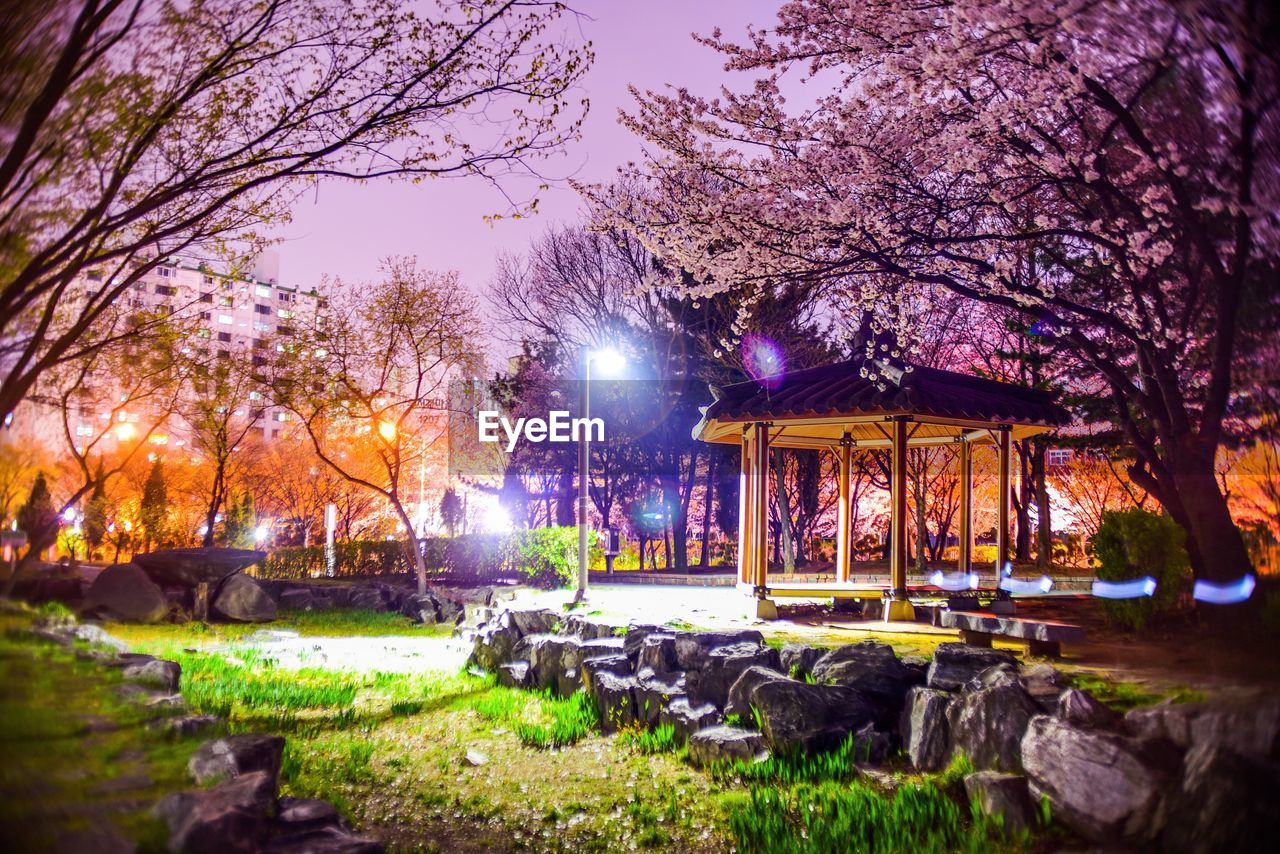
top-left (496, 661), bottom-right (531, 689)
top-left (189, 734), bottom-right (286, 788)
top-left (513, 634), bottom-right (579, 692)
top-left (948, 681), bottom-right (1039, 772)
top-left (634, 668), bottom-right (686, 726)
top-left (463, 749), bottom-right (488, 766)
top-left (810, 641), bottom-right (923, 726)
top-left (1124, 697), bottom-right (1280, 760)
top-left (1022, 715), bottom-right (1180, 844)
top-left (687, 725), bottom-right (769, 768)
top-left (155, 770), bottom-right (276, 853)
top-left (1161, 743), bottom-right (1280, 853)
top-left (346, 585), bottom-right (383, 611)
top-left (468, 608), bottom-right (559, 671)
top-left (964, 771), bottom-right (1036, 832)
top-left (592, 672), bottom-right (638, 733)
top-left (659, 698), bottom-right (721, 741)
top-left (1057, 688), bottom-right (1122, 730)
top-left (212, 574), bottom-right (277, 623)
top-left (275, 796), bottom-right (341, 833)
top-left (686, 642), bottom-right (781, 710)
top-left (134, 548), bottom-right (265, 587)
top-left (562, 615), bottom-right (624, 640)
top-left (744, 677), bottom-right (881, 754)
top-left (725, 665), bottom-right (790, 720)
top-left (71, 623), bottom-right (128, 651)
top-left (963, 663), bottom-right (1021, 692)
top-left (80, 563), bottom-right (170, 623)
top-left (263, 826), bottom-right (383, 853)
top-left (123, 657), bottom-right (182, 693)
top-left (160, 715), bottom-right (223, 738)
top-left (581, 652), bottom-right (631, 685)
top-left (636, 634), bottom-right (679, 673)
top-left (278, 588), bottom-right (315, 612)
top-left (623, 624), bottom-right (666, 660)
top-left (1019, 663), bottom-right (1068, 712)
top-left (901, 687), bottom-right (953, 772)
top-left (507, 607), bottom-right (560, 637)
top-left (926, 643), bottom-right (1018, 692)
top-left (779, 643), bottom-right (825, 679)
top-left (671, 630), bottom-right (766, 671)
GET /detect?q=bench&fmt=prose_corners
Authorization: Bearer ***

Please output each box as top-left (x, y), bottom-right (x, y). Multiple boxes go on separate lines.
top-left (940, 611), bottom-right (1086, 658)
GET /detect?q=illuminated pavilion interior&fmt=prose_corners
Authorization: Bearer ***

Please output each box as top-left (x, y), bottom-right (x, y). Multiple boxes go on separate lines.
top-left (694, 356), bottom-right (1071, 620)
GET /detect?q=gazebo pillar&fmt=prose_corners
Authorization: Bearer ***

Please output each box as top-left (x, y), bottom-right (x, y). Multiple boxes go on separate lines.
top-left (752, 422), bottom-right (776, 619)
top-left (737, 427), bottom-right (753, 586)
top-left (957, 439), bottom-right (973, 572)
top-left (886, 417), bottom-right (915, 621)
top-left (835, 433), bottom-right (853, 584)
top-left (996, 426), bottom-right (1012, 571)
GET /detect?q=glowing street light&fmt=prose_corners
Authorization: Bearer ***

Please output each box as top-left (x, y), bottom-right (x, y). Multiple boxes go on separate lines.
top-left (114, 422), bottom-right (138, 442)
top-left (577, 345), bottom-right (627, 602)
top-left (253, 524), bottom-right (270, 544)
top-left (378, 420), bottom-right (397, 441)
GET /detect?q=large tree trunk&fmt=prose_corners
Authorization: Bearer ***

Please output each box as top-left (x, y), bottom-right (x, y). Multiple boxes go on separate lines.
top-left (391, 500), bottom-right (427, 594)
top-left (1032, 442), bottom-right (1053, 570)
top-left (914, 476), bottom-right (927, 573)
top-left (700, 455), bottom-right (716, 567)
top-left (1168, 448), bottom-right (1252, 584)
top-left (1013, 445), bottom-right (1032, 562)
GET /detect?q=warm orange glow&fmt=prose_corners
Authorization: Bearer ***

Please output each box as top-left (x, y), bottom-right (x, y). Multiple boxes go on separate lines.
top-left (378, 420), bottom-right (397, 441)
top-left (114, 422), bottom-right (137, 441)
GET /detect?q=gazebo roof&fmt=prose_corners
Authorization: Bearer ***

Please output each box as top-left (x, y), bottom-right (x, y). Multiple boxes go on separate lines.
top-left (695, 356), bottom-right (1070, 447)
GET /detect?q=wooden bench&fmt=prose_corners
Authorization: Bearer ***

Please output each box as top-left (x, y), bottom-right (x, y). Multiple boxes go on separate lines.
top-left (940, 611), bottom-right (1086, 658)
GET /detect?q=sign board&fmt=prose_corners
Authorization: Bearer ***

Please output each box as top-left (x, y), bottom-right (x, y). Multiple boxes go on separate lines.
top-left (602, 528), bottom-right (622, 556)
top-left (1, 531), bottom-right (28, 549)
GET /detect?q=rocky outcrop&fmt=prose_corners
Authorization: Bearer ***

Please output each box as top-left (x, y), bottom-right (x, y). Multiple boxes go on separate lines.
top-left (212, 574), bottom-right (278, 623)
top-left (901, 687), bottom-right (952, 771)
top-left (81, 563), bottom-right (170, 623)
top-left (926, 643), bottom-right (1018, 692)
top-left (741, 675), bottom-right (881, 754)
top-left (122, 656), bottom-right (182, 693)
top-left (592, 672), bottom-right (638, 733)
top-left (1161, 743), bottom-right (1280, 853)
top-left (685, 641), bottom-right (781, 709)
top-left (1057, 688), bottom-right (1122, 730)
top-left (779, 643), bottom-right (825, 679)
top-left (1021, 715), bottom-right (1180, 845)
top-left (189, 734), bottom-right (286, 786)
top-left (1124, 696), bottom-right (1280, 759)
top-left (155, 770), bottom-right (277, 854)
top-left (660, 698), bottom-right (721, 741)
top-left (687, 726), bottom-right (768, 768)
top-left (635, 668), bottom-right (686, 726)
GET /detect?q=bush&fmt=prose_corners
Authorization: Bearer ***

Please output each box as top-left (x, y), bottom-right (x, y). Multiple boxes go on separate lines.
top-left (514, 526), bottom-right (595, 589)
top-left (1092, 507), bottom-right (1190, 629)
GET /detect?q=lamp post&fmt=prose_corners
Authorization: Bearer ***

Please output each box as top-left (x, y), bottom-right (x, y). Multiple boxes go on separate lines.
top-left (577, 346), bottom-right (625, 602)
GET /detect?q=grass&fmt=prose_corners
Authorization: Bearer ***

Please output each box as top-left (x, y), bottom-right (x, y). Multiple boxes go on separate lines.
top-left (105, 608), bottom-right (453, 649)
top-left (1067, 672), bottom-right (1205, 711)
top-left (709, 732), bottom-right (869, 787)
top-left (471, 685), bottom-right (601, 748)
top-left (619, 722), bottom-right (684, 757)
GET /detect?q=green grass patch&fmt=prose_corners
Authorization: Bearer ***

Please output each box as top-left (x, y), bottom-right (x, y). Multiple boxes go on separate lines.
top-left (470, 685), bottom-right (600, 748)
top-left (1068, 672), bottom-right (1205, 712)
top-left (106, 608), bottom-right (450, 650)
top-left (710, 732), bottom-right (866, 787)
top-left (619, 722), bottom-right (684, 756)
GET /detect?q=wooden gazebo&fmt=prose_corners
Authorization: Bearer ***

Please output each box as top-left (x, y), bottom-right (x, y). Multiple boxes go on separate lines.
top-left (694, 356), bottom-right (1070, 620)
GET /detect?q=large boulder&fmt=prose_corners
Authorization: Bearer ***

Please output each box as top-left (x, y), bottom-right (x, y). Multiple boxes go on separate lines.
top-left (1020, 663), bottom-right (1068, 713)
top-left (561, 615), bottom-right (625, 641)
top-left (725, 665), bottom-right (790, 719)
top-left (512, 634), bottom-right (580, 692)
top-left (81, 563), bottom-right (169, 623)
top-left (779, 643), bottom-right (825, 679)
top-left (134, 548), bottom-right (265, 588)
top-left (623, 624), bottom-right (666, 661)
top-left (672, 630), bottom-right (766, 672)
top-left (743, 677), bottom-right (881, 754)
top-left (1022, 715), bottom-right (1181, 845)
top-left (964, 771), bottom-right (1036, 833)
top-left (277, 588), bottom-right (315, 612)
top-left (123, 656), bottom-right (182, 693)
top-left (189, 734), bottom-right (286, 789)
top-left (926, 643), bottom-right (1018, 692)
top-left (636, 634), bottom-right (679, 673)
top-left (1124, 696), bottom-right (1280, 760)
top-left (592, 672), bottom-right (638, 733)
top-left (686, 642), bottom-right (781, 709)
top-left (212, 574), bottom-right (277, 623)
top-left (1161, 743), bottom-right (1280, 853)
top-left (581, 652), bottom-right (631, 686)
top-left (687, 726), bottom-right (768, 768)
top-left (468, 607), bottom-right (559, 671)
top-left (660, 699), bottom-right (721, 742)
top-left (809, 641), bottom-right (923, 726)
top-left (901, 687), bottom-right (953, 772)
top-left (634, 668), bottom-right (686, 726)
top-left (947, 681), bottom-right (1039, 771)
top-left (154, 770), bottom-right (276, 854)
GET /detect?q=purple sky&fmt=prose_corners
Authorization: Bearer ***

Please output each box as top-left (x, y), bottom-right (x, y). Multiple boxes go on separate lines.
top-left (271, 0), bottom-right (779, 341)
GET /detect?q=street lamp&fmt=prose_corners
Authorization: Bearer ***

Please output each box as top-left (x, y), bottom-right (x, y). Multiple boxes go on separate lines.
top-left (577, 346), bottom-right (626, 602)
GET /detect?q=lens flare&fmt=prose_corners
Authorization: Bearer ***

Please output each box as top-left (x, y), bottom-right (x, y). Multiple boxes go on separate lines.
top-left (1192, 574), bottom-right (1255, 605)
top-left (929, 570), bottom-right (979, 592)
top-left (741, 334), bottom-right (786, 391)
top-left (999, 575), bottom-right (1054, 595)
top-left (1092, 577), bottom-right (1157, 598)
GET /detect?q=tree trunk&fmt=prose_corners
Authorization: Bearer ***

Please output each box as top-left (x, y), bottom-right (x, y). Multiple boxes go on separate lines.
top-left (772, 448), bottom-right (795, 572)
top-left (700, 454), bottom-right (716, 567)
top-left (914, 474), bottom-right (927, 573)
top-left (1013, 446), bottom-right (1032, 562)
top-left (1167, 447), bottom-right (1253, 584)
top-left (391, 500), bottom-right (427, 594)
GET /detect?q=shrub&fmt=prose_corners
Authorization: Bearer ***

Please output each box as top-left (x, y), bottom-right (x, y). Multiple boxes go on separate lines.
top-left (514, 526), bottom-right (591, 589)
top-left (1092, 507), bottom-right (1190, 629)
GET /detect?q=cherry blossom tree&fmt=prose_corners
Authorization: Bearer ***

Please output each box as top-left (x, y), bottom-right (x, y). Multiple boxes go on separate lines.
top-left (595, 0), bottom-right (1279, 583)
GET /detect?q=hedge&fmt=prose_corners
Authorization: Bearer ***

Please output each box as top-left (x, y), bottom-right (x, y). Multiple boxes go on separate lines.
top-left (1092, 507), bottom-right (1190, 629)
top-left (254, 526), bottom-right (598, 590)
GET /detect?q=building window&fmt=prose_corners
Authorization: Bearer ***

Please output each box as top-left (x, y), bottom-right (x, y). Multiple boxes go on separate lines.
top-left (199, 292), bottom-right (213, 303)
top-left (217, 313), bottom-right (233, 324)
top-left (157, 266), bottom-right (174, 278)
top-left (199, 311), bottom-right (211, 321)
top-left (217, 331), bottom-right (231, 342)
top-left (155, 284), bottom-right (176, 297)
top-left (254, 303), bottom-right (271, 315)
top-left (1047, 448), bottom-right (1074, 467)
top-left (277, 325), bottom-right (293, 337)
top-left (203, 274), bottom-right (215, 285)
top-left (277, 308), bottom-right (294, 319)
top-left (217, 349), bottom-right (231, 360)
top-left (255, 284), bottom-right (272, 298)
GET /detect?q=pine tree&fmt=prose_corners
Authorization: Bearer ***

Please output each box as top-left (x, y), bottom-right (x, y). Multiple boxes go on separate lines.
top-left (139, 459), bottom-right (167, 552)
top-left (440, 488), bottom-right (464, 537)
